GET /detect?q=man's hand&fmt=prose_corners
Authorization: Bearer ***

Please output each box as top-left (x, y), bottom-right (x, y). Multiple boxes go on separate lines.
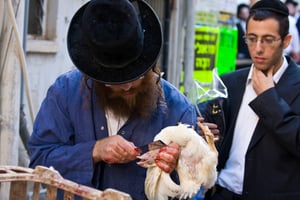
top-left (252, 66), bottom-right (275, 95)
top-left (197, 117), bottom-right (220, 141)
top-left (93, 135), bottom-right (140, 164)
top-left (155, 142), bottom-right (180, 173)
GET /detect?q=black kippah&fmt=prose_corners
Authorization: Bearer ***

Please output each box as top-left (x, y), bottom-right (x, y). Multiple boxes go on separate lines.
top-left (251, 0), bottom-right (289, 16)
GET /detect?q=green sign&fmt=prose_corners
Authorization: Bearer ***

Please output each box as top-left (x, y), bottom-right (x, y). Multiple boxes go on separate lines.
top-left (215, 26), bottom-right (237, 75)
top-left (194, 26), bottom-right (219, 84)
top-left (193, 25), bottom-right (237, 84)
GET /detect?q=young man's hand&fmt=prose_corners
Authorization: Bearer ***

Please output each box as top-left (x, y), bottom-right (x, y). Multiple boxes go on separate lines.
top-left (252, 66), bottom-right (275, 95)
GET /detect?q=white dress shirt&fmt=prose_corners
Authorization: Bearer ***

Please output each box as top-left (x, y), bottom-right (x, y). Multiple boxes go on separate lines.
top-left (105, 109), bottom-right (127, 136)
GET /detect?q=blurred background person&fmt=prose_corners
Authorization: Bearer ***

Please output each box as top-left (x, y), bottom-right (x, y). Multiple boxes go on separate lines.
top-left (285, 0), bottom-right (299, 21)
top-left (236, 3), bottom-right (251, 60)
top-left (284, 0), bottom-right (300, 63)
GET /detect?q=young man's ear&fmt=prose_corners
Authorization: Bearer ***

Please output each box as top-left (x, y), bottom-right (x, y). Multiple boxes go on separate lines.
top-left (283, 34), bottom-right (292, 49)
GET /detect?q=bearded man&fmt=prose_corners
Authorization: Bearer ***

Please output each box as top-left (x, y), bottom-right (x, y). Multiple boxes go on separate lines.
top-left (28, 0), bottom-right (198, 199)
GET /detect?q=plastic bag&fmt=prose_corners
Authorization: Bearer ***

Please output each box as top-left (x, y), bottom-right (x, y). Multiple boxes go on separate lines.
top-left (187, 68), bottom-right (227, 136)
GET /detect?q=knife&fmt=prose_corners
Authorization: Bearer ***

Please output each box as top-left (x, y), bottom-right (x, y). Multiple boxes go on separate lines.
top-left (136, 140), bottom-right (166, 155)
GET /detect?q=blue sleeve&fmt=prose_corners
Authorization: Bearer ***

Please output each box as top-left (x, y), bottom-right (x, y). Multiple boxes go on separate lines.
top-left (161, 79), bottom-right (197, 129)
top-left (28, 71), bottom-right (96, 186)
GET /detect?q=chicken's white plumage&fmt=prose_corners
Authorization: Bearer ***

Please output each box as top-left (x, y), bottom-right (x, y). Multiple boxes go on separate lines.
top-left (141, 123), bottom-right (218, 200)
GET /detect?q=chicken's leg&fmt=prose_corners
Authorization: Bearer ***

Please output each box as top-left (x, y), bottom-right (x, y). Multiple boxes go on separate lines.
top-left (197, 121), bottom-right (217, 154)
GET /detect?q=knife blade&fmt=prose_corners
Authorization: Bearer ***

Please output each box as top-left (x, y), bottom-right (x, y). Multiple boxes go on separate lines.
top-left (136, 140), bottom-right (166, 155)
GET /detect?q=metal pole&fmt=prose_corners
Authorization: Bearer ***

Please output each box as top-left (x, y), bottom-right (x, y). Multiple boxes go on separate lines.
top-left (167, 0), bottom-right (180, 87)
top-left (183, 0), bottom-right (195, 96)
top-left (162, 0), bottom-right (170, 79)
top-left (19, 0), bottom-right (31, 155)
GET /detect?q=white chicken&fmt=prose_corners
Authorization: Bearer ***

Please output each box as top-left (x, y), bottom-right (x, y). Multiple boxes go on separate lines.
top-left (137, 122), bottom-right (218, 200)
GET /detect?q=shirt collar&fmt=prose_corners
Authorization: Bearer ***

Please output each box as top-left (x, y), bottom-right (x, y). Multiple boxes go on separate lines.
top-left (247, 56), bottom-right (288, 84)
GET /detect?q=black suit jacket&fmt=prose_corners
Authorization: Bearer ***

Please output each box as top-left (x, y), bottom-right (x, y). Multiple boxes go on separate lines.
top-left (203, 56), bottom-right (300, 199)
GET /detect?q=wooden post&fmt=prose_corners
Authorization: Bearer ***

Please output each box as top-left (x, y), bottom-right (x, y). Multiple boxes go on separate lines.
top-left (0, 0), bottom-right (22, 198)
top-left (0, 0), bottom-right (21, 166)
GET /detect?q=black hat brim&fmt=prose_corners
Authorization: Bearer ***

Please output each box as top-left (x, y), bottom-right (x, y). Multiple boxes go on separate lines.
top-left (67, 0), bottom-right (162, 84)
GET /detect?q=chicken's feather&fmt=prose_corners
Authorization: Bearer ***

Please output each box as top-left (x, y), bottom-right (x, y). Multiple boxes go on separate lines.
top-left (142, 123), bottom-right (218, 200)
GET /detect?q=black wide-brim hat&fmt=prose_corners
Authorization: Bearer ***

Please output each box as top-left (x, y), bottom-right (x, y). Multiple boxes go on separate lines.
top-left (67, 0), bottom-right (162, 84)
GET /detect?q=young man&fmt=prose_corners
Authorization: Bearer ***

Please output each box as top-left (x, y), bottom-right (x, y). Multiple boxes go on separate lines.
top-left (28, 0), bottom-right (197, 199)
top-left (203, 0), bottom-right (300, 199)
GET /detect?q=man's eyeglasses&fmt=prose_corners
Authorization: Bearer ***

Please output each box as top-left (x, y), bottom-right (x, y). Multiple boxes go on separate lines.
top-left (244, 36), bottom-right (281, 47)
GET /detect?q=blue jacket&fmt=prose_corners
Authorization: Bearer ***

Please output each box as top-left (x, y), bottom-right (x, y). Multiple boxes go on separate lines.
top-left (28, 69), bottom-right (196, 200)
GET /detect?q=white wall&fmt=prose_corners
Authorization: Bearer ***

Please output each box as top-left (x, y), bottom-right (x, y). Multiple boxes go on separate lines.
top-left (25, 0), bottom-right (89, 127)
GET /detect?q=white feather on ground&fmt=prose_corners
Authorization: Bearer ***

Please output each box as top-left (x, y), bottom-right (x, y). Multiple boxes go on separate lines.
top-left (137, 123), bottom-right (218, 200)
